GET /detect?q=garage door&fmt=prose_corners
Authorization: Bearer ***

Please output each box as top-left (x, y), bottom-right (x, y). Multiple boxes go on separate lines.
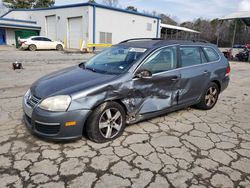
top-left (46, 15), bottom-right (57, 40)
top-left (0, 28), bottom-right (6, 45)
top-left (68, 17), bottom-right (83, 49)
top-left (15, 30), bottom-right (39, 48)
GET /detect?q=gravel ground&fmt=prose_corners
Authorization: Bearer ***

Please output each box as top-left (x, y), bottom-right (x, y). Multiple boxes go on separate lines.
top-left (0, 46), bottom-right (250, 188)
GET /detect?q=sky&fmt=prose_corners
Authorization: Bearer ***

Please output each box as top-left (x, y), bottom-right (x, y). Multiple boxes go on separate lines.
top-left (55, 0), bottom-right (250, 22)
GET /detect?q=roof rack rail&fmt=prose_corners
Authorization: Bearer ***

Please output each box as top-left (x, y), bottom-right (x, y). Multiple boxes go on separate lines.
top-left (192, 39), bottom-right (209, 43)
top-left (119, 38), bottom-right (163, 44)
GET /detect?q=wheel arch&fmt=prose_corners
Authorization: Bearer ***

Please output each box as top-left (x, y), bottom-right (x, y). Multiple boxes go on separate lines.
top-left (91, 99), bottom-right (128, 115)
top-left (211, 80), bottom-right (221, 93)
top-left (28, 44), bottom-right (37, 50)
top-left (113, 99), bottom-right (128, 114)
top-left (29, 43), bottom-right (36, 47)
top-left (83, 99), bottom-right (128, 132)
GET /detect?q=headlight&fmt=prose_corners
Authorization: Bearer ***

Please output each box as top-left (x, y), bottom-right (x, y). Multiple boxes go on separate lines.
top-left (39, 95), bottom-right (71, 112)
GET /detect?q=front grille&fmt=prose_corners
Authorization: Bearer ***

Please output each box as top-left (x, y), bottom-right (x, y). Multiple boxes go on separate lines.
top-left (27, 94), bottom-right (41, 108)
top-left (35, 122), bottom-right (60, 135)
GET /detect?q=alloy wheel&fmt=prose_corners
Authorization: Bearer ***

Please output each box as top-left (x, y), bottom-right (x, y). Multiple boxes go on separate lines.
top-left (57, 45), bottom-right (63, 51)
top-left (29, 45), bottom-right (36, 51)
top-left (205, 86), bottom-right (218, 107)
top-left (99, 108), bottom-right (123, 139)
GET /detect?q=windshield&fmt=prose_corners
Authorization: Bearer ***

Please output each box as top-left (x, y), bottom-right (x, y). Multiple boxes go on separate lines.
top-left (84, 46), bottom-right (147, 75)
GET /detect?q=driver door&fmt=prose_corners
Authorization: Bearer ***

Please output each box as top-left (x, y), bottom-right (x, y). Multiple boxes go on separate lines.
top-left (131, 46), bottom-right (181, 115)
top-left (42, 37), bottom-right (53, 49)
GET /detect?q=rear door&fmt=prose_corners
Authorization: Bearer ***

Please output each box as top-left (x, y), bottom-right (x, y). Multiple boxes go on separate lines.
top-left (178, 46), bottom-right (210, 105)
top-left (131, 46), bottom-right (181, 115)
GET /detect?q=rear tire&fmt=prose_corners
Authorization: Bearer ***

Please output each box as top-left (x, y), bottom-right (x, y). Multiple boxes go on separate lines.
top-left (86, 102), bottom-right (126, 143)
top-left (56, 44), bottom-right (63, 51)
top-left (29, 44), bottom-right (37, 51)
top-left (196, 82), bottom-right (219, 110)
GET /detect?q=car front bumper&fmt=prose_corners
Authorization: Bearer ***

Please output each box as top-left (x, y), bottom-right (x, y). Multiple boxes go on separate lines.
top-left (23, 95), bottom-right (91, 141)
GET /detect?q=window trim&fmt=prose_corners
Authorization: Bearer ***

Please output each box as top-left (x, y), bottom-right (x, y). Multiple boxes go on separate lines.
top-left (42, 37), bottom-right (52, 42)
top-left (200, 47), bottom-right (208, 63)
top-left (133, 44), bottom-right (221, 77)
top-left (179, 46), bottom-right (204, 68)
top-left (202, 46), bottom-right (220, 62)
top-left (179, 45), bottom-right (221, 63)
top-left (134, 45), bottom-right (179, 76)
top-left (32, 37), bottom-right (41, 41)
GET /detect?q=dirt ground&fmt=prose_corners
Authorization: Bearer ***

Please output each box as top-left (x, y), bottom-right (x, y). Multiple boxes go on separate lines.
top-left (0, 46), bottom-right (250, 188)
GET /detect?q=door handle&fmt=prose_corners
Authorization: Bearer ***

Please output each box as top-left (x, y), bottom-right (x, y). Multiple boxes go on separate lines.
top-left (171, 75), bottom-right (181, 81)
top-left (204, 70), bottom-right (209, 75)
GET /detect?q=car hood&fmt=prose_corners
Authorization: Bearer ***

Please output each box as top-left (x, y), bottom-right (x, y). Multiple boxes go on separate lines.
top-left (31, 65), bottom-right (117, 99)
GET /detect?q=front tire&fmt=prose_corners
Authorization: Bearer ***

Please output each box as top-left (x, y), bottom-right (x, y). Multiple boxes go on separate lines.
top-left (86, 102), bottom-right (126, 143)
top-left (196, 82), bottom-right (219, 110)
top-left (29, 44), bottom-right (37, 51)
top-left (56, 44), bottom-right (63, 51)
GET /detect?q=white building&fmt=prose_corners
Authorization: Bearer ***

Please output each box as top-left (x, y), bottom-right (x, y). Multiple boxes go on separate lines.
top-left (0, 2), bottom-right (161, 49)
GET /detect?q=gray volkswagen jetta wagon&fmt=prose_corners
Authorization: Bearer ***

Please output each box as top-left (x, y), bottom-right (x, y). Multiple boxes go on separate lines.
top-left (23, 39), bottom-right (230, 143)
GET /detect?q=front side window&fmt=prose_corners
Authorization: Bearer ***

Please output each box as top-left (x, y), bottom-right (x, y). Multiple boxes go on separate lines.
top-left (140, 46), bottom-right (177, 74)
top-left (85, 46), bottom-right (147, 75)
top-left (203, 47), bottom-right (220, 62)
top-left (180, 47), bottom-right (202, 67)
top-left (43, 37), bottom-right (52, 42)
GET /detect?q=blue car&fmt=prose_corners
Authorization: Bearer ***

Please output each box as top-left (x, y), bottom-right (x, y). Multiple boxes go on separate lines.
top-left (23, 39), bottom-right (230, 143)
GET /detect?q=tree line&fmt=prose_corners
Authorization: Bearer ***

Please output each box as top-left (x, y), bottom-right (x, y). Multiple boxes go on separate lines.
top-left (2, 0), bottom-right (55, 9)
top-left (180, 18), bottom-right (250, 47)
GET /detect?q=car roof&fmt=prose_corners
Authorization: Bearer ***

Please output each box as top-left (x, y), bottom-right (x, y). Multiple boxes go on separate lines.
top-left (30, 36), bottom-right (49, 38)
top-left (116, 39), bottom-right (217, 49)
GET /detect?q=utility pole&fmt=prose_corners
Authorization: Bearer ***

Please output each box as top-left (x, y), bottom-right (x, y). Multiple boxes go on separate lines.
top-left (232, 19), bottom-right (237, 48)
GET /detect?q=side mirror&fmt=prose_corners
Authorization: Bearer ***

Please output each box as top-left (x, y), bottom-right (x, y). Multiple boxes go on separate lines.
top-left (79, 62), bottom-right (86, 68)
top-left (135, 69), bottom-right (152, 79)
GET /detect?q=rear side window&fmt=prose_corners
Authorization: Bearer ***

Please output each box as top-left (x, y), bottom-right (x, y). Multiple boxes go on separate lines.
top-left (180, 47), bottom-right (202, 67)
top-left (200, 49), bottom-right (208, 63)
top-left (32, 37), bottom-right (42, 41)
top-left (203, 47), bottom-right (220, 62)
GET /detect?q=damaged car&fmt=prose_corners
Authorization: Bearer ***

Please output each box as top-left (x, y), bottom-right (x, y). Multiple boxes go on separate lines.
top-left (23, 38), bottom-right (230, 143)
